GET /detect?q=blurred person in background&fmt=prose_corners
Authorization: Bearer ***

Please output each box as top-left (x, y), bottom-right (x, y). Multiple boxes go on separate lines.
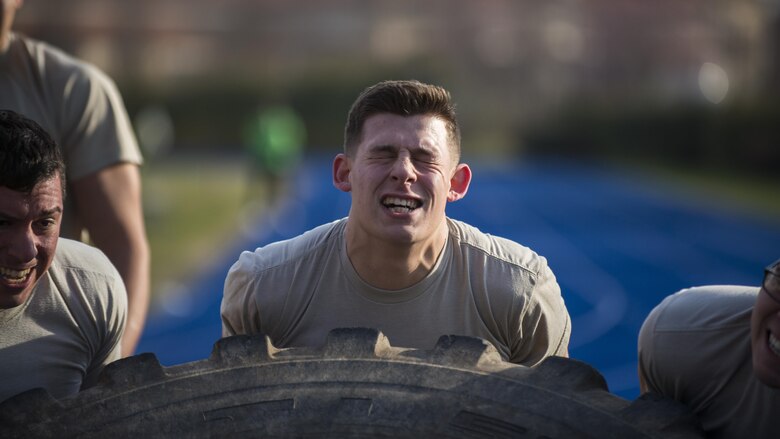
top-left (222, 80), bottom-right (571, 365)
top-left (243, 104), bottom-right (305, 206)
top-left (0, 110), bottom-right (126, 402)
top-left (1, 0), bottom-right (149, 355)
top-left (638, 258), bottom-right (780, 438)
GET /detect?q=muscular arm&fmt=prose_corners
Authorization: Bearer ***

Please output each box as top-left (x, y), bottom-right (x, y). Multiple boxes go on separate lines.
top-left (71, 163), bottom-right (150, 356)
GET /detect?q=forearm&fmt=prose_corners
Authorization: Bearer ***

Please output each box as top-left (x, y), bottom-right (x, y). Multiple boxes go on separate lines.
top-left (105, 237), bottom-right (150, 356)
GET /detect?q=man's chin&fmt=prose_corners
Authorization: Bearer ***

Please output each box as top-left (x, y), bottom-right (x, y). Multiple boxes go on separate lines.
top-left (753, 346), bottom-right (780, 388)
top-left (381, 230), bottom-right (417, 244)
top-left (0, 290), bottom-right (32, 309)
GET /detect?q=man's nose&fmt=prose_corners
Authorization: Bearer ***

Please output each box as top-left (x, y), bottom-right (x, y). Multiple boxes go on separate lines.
top-left (390, 156), bottom-right (416, 183)
top-left (7, 227), bottom-right (37, 263)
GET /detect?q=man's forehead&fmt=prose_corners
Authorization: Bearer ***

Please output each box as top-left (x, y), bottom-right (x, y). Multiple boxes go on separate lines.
top-left (27, 175), bottom-right (63, 197)
top-left (0, 177), bottom-right (63, 209)
top-left (360, 115), bottom-right (450, 150)
top-left (363, 113), bottom-right (448, 130)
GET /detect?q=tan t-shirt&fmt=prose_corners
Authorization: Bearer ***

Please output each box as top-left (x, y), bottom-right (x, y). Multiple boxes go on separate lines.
top-left (222, 217), bottom-right (571, 366)
top-left (638, 285), bottom-right (780, 439)
top-left (0, 32), bottom-right (142, 239)
top-left (0, 239), bottom-right (127, 403)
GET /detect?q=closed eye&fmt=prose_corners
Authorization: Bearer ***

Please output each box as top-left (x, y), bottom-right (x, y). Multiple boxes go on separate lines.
top-left (0, 215), bottom-right (13, 228)
top-left (367, 145), bottom-right (398, 159)
top-left (412, 150), bottom-right (441, 166)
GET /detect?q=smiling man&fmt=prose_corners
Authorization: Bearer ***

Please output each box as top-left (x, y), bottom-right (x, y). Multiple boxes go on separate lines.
top-left (221, 80), bottom-right (571, 365)
top-left (0, 110), bottom-right (126, 403)
top-left (638, 259), bottom-right (780, 438)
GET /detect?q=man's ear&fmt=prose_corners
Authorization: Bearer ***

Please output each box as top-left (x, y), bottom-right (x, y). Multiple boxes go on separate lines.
top-left (333, 153), bottom-right (352, 193)
top-left (447, 163), bottom-right (471, 202)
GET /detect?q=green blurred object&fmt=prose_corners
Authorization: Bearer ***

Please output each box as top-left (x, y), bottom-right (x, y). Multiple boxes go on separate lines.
top-left (244, 106), bottom-right (306, 177)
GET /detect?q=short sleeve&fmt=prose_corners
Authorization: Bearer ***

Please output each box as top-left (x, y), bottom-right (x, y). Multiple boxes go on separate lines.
top-left (221, 251), bottom-right (262, 337)
top-left (79, 252), bottom-right (128, 389)
top-left (511, 257), bottom-right (571, 365)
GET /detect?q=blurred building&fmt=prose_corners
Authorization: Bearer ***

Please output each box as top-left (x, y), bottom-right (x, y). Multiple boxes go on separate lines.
top-left (13, 0), bottom-right (780, 156)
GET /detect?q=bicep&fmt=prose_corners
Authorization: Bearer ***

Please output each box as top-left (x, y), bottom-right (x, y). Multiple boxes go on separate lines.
top-left (510, 265), bottom-right (571, 365)
top-left (70, 163), bottom-right (145, 242)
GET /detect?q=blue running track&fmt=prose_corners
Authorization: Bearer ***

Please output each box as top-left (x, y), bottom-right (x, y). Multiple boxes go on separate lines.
top-left (137, 156), bottom-right (780, 399)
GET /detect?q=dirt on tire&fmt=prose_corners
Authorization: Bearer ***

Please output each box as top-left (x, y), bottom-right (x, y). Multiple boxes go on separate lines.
top-left (0, 327), bottom-right (702, 438)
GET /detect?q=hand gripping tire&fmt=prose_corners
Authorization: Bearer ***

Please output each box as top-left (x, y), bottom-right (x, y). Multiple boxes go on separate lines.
top-left (1, 328), bottom-right (701, 438)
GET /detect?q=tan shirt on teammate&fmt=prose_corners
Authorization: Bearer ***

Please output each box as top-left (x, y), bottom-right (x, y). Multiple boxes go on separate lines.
top-left (0, 239), bottom-right (127, 403)
top-left (639, 285), bottom-right (780, 439)
top-left (0, 32), bottom-right (143, 238)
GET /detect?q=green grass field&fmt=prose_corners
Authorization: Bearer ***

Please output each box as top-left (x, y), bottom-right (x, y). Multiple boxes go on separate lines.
top-left (142, 157), bottom-right (267, 300)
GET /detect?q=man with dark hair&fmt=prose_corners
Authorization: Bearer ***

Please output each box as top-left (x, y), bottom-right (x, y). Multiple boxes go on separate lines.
top-left (1, 0), bottom-right (149, 356)
top-left (0, 110), bottom-right (127, 403)
top-left (221, 80), bottom-right (571, 365)
top-left (638, 258), bottom-right (780, 438)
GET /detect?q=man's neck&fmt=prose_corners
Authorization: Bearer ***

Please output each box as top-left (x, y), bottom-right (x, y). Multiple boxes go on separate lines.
top-left (345, 222), bottom-right (449, 291)
top-left (0, 31), bottom-right (14, 54)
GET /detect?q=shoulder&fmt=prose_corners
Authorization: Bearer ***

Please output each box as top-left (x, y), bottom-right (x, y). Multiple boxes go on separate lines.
top-left (50, 239), bottom-right (126, 303)
top-left (53, 239), bottom-right (118, 274)
top-left (14, 34), bottom-right (73, 64)
top-left (13, 34), bottom-right (99, 79)
top-left (223, 219), bottom-right (345, 322)
top-left (445, 217), bottom-right (563, 313)
top-left (13, 33), bottom-right (119, 95)
top-left (446, 217), bottom-right (548, 277)
top-left (638, 285), bottom-right (756, 400)
top-left (643, 285), bottom-right (757, 334)
top-left (229, 218), bottom-right (345, 277)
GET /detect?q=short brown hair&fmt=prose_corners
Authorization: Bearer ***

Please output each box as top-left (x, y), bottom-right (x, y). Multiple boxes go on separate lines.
top-left (343, 80), bottom-right (461, 163)
top-left (0, 109), bottom-right (66, 196)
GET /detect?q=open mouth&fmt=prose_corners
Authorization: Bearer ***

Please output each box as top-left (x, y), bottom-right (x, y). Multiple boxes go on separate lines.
top-left (382, 196), bottom-right (421, 214)
top-left (769, 332), bottom-right (780, 357)
top-left (0, 266), bottom-right (33, 286)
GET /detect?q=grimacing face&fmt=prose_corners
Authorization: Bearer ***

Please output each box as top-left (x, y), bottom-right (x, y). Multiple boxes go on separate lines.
top-left (751, 260), bottom-right (780, 387)
top-left (0, 174), bottom-right (62, 309)
top-left (333, 113), bottom-right (470, 247)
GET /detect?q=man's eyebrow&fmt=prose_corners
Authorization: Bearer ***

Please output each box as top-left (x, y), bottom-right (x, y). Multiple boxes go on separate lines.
top-left (368, 144), bottom-right (438, 155)
top-left (0, 207), bottom-right (62, 220)
top-left (40, 207), bottom-right (63, 216)
top-left (368, 144), bottom-right (397, 152)
top-left (413, 146), bottom-right (437, 156)
top-left (365, 144), bottom-right (401, 156)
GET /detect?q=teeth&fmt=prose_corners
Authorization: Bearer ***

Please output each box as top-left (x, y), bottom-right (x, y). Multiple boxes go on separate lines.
top-left (382, 197), bottom-right (421, 209)
top-left (0, 267), bottom-right (32, 282)
top-left (770, 333), bottom-right (780, 357)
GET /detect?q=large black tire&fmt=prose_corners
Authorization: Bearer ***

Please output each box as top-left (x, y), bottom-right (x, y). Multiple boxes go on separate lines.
top-left (1, 328), bottom-right (700, 438)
